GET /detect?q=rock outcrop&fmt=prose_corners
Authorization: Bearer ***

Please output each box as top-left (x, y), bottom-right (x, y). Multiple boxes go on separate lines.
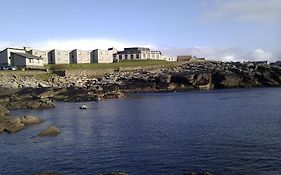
top-left (0, 115), bottom-right (42, 134)
top-left (37, 125), bottom-right (61, 137)
top-left (1, 61), bottom-right (281, 104)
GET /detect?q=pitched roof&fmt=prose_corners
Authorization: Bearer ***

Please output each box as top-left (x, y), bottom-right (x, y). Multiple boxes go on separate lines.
top-left (12, 52), bottom-right (44, 60)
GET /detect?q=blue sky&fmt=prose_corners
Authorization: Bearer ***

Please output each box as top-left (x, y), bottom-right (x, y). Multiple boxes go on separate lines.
top-left (0, 0), bottom-right (280, 61)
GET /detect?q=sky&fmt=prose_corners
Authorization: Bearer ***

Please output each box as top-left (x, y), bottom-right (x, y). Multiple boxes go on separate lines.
top-left (0, 0), bottom-right (280, 61)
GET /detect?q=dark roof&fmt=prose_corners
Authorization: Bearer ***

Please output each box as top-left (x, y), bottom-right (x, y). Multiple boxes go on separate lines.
top-left (12, 52), bottom-right (44, 60)
top-left (0, 47), bottom-right (25, 54)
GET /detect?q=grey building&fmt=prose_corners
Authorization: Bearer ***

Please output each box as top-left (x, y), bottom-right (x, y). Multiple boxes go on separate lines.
top-left (70, 49), bottom-right (91, 64)
top-left (28, 49), bottom-right (49, 65)
top-left (48, 49), bottom-right (70, 64)
top-left (11, 52), bottom-right (44, 68)
top-left (114, 47), bottom-right (162, 61)
top-left (0, 47), bottom-right (26, 65)
top-left (91, 48), bottom-right (118, 63)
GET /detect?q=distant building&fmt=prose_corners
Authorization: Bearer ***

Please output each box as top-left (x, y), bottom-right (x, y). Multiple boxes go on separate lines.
top-left (177, 55), bottom-right (192, 62)
top-left (114, 47), bottom-right (162, 61)
top-left (92, 48), bottom-right (118, 63)
top-left (28, 49), bottom-right (49, 65)
top-left (162, 55), bottom-right (177, 61)
top-left (70, 49), bottom-right (91, 64)
top-left (11, 52), bottom-right (44, 68)
top-left (48, 49), bottom-right (70, 64)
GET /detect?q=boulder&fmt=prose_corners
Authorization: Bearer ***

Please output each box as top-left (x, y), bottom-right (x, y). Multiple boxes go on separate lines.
top-left (37, 125), bottom-right (60, 137)
top-left (19, 115), bottom-right (42, 125)
top-left (2, 117), bottom-right (25, 133)
top-left (0, 105), bottom-right (10, 116)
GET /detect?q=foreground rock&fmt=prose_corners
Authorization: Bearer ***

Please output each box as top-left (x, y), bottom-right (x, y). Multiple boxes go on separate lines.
top-left (99, 172), bottom-right (128, 175)
top-left (0, 104), bottom-right (10, 117)
top-left (0, 115), bottom-right (42, 134)
top-left (35, 173), bottom-right (62, 175)
top-left (183, 171), bottom-right (214, 175)
top-left (37, 125), bottom-right (60, 137)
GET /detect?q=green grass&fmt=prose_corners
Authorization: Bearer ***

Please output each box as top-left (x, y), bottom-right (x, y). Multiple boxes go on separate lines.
top-left (45, 60), bottom-right (175, 70)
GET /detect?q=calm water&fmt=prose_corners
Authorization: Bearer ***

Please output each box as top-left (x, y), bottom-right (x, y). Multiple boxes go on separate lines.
top-left (1, 88), bottom-right (281, 175)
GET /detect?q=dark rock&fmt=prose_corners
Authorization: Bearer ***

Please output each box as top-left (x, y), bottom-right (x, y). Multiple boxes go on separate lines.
top-left (98, 172), bottom-right (128, 175)
top-left (183, 171), bottom-right (215, 175)
top-left (35, 173), bottom-right (62, 175)
top-left (37, 125), bottom-right (60, 137)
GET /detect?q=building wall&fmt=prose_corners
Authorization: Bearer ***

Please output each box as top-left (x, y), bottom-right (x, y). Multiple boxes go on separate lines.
top-left (116, 50), bottom-right (162, 61)
top-left (0, 50), bottom-right (8, 65)
top-left (92, 48), bottom-right (117, 63)
top-left (70, 49), bottom-right (90, 64)
top-left (29, 49), bottom-right (49, 65)
top-left (0, 48), bottom-right (26, 65)
top-left (12, 54), bottom-right (27, 66)
top-left (49, 49), bottom-right (70, 64)
top-left (162, 55), bottom-right (177, 61)
top-left (12, 54), bottom-right (44, 67)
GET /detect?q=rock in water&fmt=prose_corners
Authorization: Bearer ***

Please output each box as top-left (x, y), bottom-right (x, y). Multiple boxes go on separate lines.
top-left (19, 115), bottom-right (42, 125)
top-left (37, 125), bottom-right (60, 137)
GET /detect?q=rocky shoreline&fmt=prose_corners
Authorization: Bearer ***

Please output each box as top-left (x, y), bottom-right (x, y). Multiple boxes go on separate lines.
top-left (1, 61), bottom-right (281, 107)
top-left (0, 61), bottom-right (280, 133)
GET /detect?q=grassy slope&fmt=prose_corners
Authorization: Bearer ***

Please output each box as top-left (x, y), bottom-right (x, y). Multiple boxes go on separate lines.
top-left (45, 60), bottom-right (176, 70)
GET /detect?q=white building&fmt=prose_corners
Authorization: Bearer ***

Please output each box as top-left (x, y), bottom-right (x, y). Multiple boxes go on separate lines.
top-left (91, 48), bottom-right (118, 63)
top-left (162, 55), bottom-right (177, 61)
top-left (48, 49), bottom-right (70, 64)
top-left (114, 47), bottom-right (162, 61)
top-left (70, 49), bottom-right (91, 64)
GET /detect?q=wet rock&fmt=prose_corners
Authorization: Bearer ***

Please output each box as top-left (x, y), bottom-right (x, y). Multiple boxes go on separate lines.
top-left (19, 115), bottom-right (42, 125)
top-left (183, 171), bottom-right (215, 175)
top-left (0, 115), bottom-right (42, 134)
top-left (99, 172), bottom-right (128, 175)
top-left (37, 125), bottom-right (60, 137)
top-left (35, 173), bottom-right (62, 175)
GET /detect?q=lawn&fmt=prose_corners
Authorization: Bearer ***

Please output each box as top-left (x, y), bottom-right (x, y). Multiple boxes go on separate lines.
top-left (45, 60), bottom-right (176, 70)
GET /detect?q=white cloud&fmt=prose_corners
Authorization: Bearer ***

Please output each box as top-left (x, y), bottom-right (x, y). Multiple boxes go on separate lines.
top-left (0, 38), bottom-right (154, 51)
top-left (160, 47), bottom-right (278, 62)
top-left (201, 0), bottom-right (281, 23)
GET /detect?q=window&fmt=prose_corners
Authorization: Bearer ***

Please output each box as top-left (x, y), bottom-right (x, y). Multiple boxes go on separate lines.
top-left (136, 54), bottom-right (140, 59)
top-left (29, 59), bottom-right (32, 63)
top-left (130, 54), bottom-right (134, 59)
top-left (119, 55), bottom-right (122, 60)
top-left (125, 55), bottom-right (128, 59)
